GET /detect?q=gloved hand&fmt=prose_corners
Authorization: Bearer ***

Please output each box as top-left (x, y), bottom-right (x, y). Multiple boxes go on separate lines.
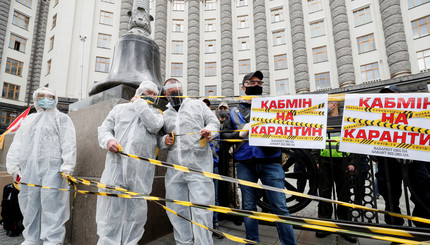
top-left (12, 170), bottom-right (21, 182)
top-left (62, 170), bottom-right (72, 176)
top-left (239, 123), bottom-right (251, 138)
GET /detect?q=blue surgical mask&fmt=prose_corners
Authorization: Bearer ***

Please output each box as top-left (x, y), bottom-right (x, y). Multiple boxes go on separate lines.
top-left (38, 98), bottom-right (55, 110)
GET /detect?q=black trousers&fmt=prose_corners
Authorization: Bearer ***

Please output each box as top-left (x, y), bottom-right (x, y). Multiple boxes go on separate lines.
top-left (318, 157), bottom-right (351, 221)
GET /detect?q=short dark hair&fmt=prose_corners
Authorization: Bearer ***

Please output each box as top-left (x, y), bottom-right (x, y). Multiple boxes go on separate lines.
top-left (203, 98), bottom-right (211, 107)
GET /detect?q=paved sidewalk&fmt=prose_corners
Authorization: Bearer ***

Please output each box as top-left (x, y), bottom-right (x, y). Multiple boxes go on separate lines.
top-left (146, 219), bottom-right (390, 245)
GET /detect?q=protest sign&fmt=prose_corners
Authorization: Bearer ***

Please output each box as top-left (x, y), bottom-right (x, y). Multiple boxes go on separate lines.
top-left (339, 93), bottom-right (430, 161)
top-left (249, 94), bottom-right (328, 149)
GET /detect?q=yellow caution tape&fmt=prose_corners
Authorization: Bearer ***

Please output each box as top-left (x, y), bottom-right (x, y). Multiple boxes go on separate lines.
top-left (252, 116), bottom-right (324, 129)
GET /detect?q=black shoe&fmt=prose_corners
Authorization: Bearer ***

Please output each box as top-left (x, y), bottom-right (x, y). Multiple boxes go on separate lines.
top-left (316, 231), bottom-right (330, 238)
top-left (341, 234), bottom-right (357, 243)
top-left (213, 223), bottom-right (224, 239)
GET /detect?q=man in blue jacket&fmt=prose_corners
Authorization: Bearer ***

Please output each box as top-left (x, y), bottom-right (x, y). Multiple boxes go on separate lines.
top-left (221, 71), bottom-right (296, 245)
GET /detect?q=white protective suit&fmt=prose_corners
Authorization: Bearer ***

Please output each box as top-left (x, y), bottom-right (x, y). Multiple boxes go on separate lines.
top-left (96, 81), bottom-right (163, 245)
top-left (6, 87), bottom-right (77, 245)
top-left (161, 98), bottom-right (220, 245)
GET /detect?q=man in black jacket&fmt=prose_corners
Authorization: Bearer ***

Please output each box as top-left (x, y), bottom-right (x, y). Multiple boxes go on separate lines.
top-left (221, 71), bottom-right (296, 245)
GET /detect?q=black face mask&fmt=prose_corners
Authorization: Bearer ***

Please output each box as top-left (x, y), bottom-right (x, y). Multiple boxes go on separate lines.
top-left (169, 91), bottom-right (184, 110)
top-left (245, 85), bottom-right (262, 95)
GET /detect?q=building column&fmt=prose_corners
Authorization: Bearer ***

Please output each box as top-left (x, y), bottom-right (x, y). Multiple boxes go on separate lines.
top-left (220, 0), bottom-right (234, 96)
top-left (154, 0), bottom-right (168, 82)
top-left (253, 1), bottom-right (270, 94)
top-left (187, 0), bottom-right (200, 96)
top-left (329, 0), bottom-right (355, 87)
top-left (379, 0), bottom-right (411, 78)
top-left (25, 0), bottom-right (49, 105)
top-left (289, 0), bottom-right (310, 94)
top-left (119, 0), bottom-right (133, 37)
top-left (0, 0), bottom-right (11, 66)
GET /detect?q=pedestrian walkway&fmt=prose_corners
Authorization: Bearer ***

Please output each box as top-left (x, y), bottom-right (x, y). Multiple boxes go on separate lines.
top-left (146, 219), bottom-right (390, 245)
top-left (0, 229), bottom-right (24, 245)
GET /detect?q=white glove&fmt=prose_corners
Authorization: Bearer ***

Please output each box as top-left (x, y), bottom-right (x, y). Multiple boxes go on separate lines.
top-left (62, 170), bottom-right (72, 176)
top-left (239, 123), bottom-right (251, 138)
top-left (12, 170), bottom-right (21, 182)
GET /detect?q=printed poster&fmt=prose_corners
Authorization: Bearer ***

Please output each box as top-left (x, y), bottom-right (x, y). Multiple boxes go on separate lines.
top-left (249, 94), bottom-right (328, 149)
top-left (339, 93), bottom-right (430, 161)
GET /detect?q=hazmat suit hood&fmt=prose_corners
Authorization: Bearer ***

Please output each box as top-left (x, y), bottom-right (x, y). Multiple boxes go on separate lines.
top-left (135, 80), bottom-right (159, 96)
top-left (33, 87), bottom-right (59, 112)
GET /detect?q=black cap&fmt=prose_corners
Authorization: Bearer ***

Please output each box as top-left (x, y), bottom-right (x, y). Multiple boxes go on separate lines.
top-left (380, 85), bottom-right (400, 93)
top-left (242, 71), bottom-right (263, 85)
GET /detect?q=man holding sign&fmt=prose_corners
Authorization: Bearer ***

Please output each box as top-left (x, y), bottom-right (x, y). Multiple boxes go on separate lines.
top-left (221, 71), bottom-right (296, 245)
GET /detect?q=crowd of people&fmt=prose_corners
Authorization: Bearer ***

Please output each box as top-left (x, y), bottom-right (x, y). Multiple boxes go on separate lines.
top-left (4, 71), bottom-right (430, 245)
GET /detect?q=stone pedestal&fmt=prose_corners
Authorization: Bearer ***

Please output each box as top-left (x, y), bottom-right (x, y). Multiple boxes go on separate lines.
top-left (67, 87), bottom-right (172, 244)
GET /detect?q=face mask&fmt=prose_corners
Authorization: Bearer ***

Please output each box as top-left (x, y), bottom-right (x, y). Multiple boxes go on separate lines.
top-left (245, 85), bottom-right (262, 95)
top-left (142, 96), bottom-right (155, 104)
top-left (169, 91), bottom-right (184, 108)
top-left (38, 98), bottom-right (55, 110)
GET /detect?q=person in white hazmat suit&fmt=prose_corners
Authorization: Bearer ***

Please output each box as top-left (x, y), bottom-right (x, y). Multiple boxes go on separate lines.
top-left (6, 87), bottom-right (77, 245)
top-left (96, 81), bottom-right (163, 245)
top-left (161, 78), bottom-right (220, 245)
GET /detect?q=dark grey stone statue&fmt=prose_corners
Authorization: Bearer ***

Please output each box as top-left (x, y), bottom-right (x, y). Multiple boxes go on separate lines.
top-left (89, 0), bottom-right (162, 96)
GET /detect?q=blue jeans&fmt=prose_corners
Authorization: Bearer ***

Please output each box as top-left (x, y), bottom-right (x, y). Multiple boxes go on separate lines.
top-left (237, 162), bottom-right (296, 245)
top-left (213, 166), bottom-right (219, 224)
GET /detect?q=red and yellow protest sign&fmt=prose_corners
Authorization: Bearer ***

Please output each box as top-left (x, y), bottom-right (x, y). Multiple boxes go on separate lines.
top-left (249, 95), bottom-right (328, 149)
top-left (339, 94), bottom-right (430, 161)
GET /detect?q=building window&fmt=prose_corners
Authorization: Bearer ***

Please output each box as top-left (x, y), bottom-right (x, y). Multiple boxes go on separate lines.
top-left (315, 72), bottom-right (330, 90)
top-left (16, 0), bottom-right (32, 8)
top-left (312, 46), bottom-right (328, 63)
top-left (172, 40), bottom-right (183, 54)
top-left (408, 0), bottom-right (430, 8)
top-left (97, 33), bottom-right (111, 48)
top-left (205, 40), bottom-right (216, 53)
top-left (271, 7), bottom-right (284, 23)
top-left (310, 20), bottom-right (325, 38)
top-left (237, 0), bottom-right (248, 7)
top-left (276, 79), bottom-right (289, 96)
top-left (172, 19), bottom-right (184, 32)
top-left (95, 57), bottom-right (110, 73)
top-left (205, 19), bottom-right (216, 32)
top-left (5, 58), bottom-right (23, 76)
top-left (47, 59), bottom-right (52, 75)
top-left (417, 49), bottom-right (430, 71)
top-left (172, 0), bottom-right (185, 11)
top-left (412, 15), bottom-right (430, 39)
top-left (171, 63), bottom-right (183, 77)
top-left (205, 0), bottom-right (216, 10)
top-left (353, 6), bottom-right (371, 27)
top-left (49, 36), bottom-right (54, 51)
top-left (308, 0), bottom-right (322, 13)
top-left (357, 33), bottom-right (375, 54)
top-left (0, 111), bottom-right (18, 126)
top-left (237, 15), bottom-right (249, 29)
top-left (360, 62), bottom-right (380, 82)
top-left (205, 62), bottom-right (216, 77)
top-left (2, 82), bottom-right (20, 100)
top-left (205, 85), bottom-right (217, 96)
top-left (238, 36), bottom-right (249, 50)
top-left (52, 14), bottom-right (57, 29)
top-left (99, 11), bottom-right (113, 25)
top-left (274, 54), bottom-right (287, 70)
top-left (272, 29), bottom-right (286, 45)
top-left (101, 0), bottom-right (114, 3)
top-left (238, 59), bottom-right (251, 74)
top-left (9, 33), bottom-right (26, 52)
top-left (12, 11), bottom-right (30, 30)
